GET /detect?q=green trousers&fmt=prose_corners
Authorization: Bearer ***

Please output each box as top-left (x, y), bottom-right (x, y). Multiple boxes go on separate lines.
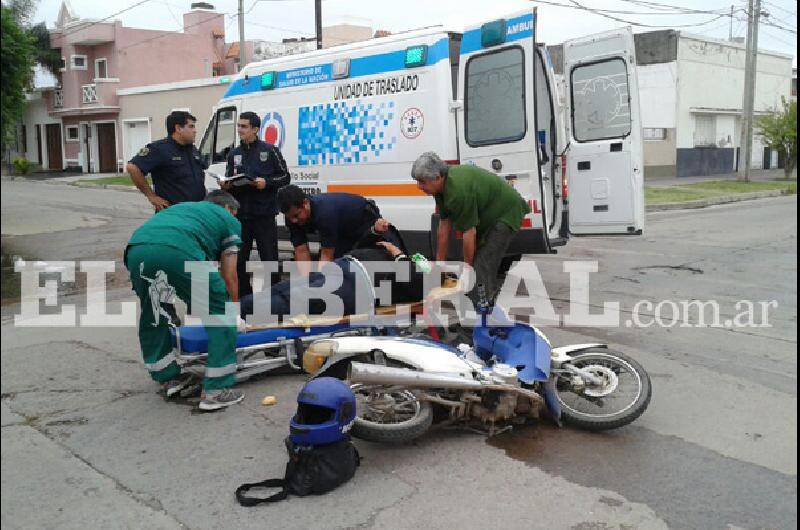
top-left (125, 244), bottom-right (237, 392)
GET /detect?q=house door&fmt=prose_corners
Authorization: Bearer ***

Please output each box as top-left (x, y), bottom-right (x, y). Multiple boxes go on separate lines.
top-left (45, 124), bottom-right (63, 170)
top-left (97, 123), bottom-right (117, 173)
top-left (35, 124), bottom-right (42, 165)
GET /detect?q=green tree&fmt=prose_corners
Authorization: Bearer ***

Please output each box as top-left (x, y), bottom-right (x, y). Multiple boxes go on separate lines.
top-left (0, 6), bottom-right (35, 152)
top-left (756, 97), bottom-right (797, 179)
top-left (5, 1), bottom-right (59, 74)
top-left (4, 0), bottom-right (35, 25)
top-left (28, 22), bottom-right (62, 75)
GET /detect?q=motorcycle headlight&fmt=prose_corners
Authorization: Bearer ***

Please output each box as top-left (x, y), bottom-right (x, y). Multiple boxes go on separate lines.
top-left (302, 340), bottom-right (339, 374)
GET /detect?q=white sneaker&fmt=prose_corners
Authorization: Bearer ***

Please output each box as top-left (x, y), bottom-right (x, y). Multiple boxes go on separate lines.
top-left (161, 374), bottom-right (195, 398)
top-left (199, 389), bottom-right (245, 411)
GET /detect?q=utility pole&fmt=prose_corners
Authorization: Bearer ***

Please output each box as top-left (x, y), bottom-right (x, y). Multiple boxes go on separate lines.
top-left (315, 0), bottom-right (322, 49)
top-left (738, 0), bottom-right (761, 182)
top-left (729, 5), bottom-right (734, 41)
top-left (238, 0), bottom-right (246, 70)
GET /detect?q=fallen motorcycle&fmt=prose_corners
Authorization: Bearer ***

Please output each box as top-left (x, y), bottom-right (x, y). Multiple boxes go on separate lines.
top-left (302, 289), bottom-right (652, 443)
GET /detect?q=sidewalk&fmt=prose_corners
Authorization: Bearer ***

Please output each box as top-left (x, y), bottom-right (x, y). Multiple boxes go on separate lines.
top-left (0, 171), bottom-right (121, 183)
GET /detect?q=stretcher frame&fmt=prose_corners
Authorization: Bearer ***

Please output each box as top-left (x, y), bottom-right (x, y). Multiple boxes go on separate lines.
top-left (169, 279), bottom-right (462, 382)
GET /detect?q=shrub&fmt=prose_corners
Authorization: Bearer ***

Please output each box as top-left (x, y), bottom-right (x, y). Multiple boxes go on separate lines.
top-left (12, 158), bottom-right (33, 175)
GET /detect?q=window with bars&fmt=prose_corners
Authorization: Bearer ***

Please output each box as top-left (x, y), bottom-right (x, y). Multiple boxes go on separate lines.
top-left (693, 115), bottom-right (716, 147)
top-left (643, 128), bottom-right (667, 141)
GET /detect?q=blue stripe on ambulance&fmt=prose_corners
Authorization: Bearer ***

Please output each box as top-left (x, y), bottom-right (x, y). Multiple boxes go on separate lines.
top-left (223, 37), bottom-right (450, 98)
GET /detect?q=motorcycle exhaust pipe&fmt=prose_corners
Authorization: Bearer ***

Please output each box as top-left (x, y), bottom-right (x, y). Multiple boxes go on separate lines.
top-left (348, 361), bottom-right (483, 389)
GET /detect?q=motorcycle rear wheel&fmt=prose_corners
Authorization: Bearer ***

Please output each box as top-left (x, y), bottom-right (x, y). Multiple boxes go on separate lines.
top-left (555, 349), bottom-right (652, 431)
top-left (349, 383), bottom-right (433, 443)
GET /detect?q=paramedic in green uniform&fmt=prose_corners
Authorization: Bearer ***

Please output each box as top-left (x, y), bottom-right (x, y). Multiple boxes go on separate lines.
top-left (124, 190), bottom-right (245, 411)
top-left (411, 152), bottom-right (530, 303)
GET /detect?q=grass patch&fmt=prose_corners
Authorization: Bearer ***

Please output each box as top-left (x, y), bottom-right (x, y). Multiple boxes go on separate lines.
top-left (76, 175), bottom-right (137, 187)
top-left (645, 188), bottom-right (723, 205)
top-left (646, 179), bottom-right (795, 205)
top-left (684, 180), bottom-right (796, 194)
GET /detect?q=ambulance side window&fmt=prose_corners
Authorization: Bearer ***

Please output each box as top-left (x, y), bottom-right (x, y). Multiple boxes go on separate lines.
top-left (199, 113), bottom-right (215, 167)
top-left (570, 58), bottom-right (631, 142)
top-left (212, 107), bottom-right (237, 163)
top-left (464, 46), bottom-right (526, 146)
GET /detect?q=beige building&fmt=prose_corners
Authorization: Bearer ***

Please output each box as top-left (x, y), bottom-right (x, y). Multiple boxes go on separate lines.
top-left (117, 78), bottom-right (229, 165)
top-left (322, 24), bottom-right (374, 48)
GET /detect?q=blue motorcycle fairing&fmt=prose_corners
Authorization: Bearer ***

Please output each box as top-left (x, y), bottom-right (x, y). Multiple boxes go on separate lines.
top-left (473, 323), bottom-right (552, 384)
top-left (171, 324), bottom-right (350, 354)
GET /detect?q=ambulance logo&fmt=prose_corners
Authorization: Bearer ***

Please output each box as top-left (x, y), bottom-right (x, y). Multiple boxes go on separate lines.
top-left (261, 111), bottom-right (286, 149)
top-left (401, 108), bottom-right (424, 139)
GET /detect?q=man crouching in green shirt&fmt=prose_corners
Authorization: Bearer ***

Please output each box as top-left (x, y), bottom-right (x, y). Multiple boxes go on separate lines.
top-left (412, 152), bottom-right (530, 303)
top-left (124, 190), bottom-right (245, 411)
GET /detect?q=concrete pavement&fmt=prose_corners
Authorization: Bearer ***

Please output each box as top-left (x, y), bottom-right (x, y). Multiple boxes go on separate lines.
top-left (1, 179), bottom-right (796, 529)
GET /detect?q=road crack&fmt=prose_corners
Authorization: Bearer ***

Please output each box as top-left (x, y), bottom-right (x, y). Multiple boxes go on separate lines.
top-left (2, 402), bottom-right (189, 528)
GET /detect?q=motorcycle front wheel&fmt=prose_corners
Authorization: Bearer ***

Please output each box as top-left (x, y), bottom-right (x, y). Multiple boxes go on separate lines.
top-left (349, 383), bottom-right (433, 443)
top-left (554, 349), bottom-right (652, 431)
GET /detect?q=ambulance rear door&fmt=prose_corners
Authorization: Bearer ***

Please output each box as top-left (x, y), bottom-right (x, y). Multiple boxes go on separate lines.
top-left (564, 27), bottom-right (644, 235)
top-left (455, 9), bottom-right (550, 251)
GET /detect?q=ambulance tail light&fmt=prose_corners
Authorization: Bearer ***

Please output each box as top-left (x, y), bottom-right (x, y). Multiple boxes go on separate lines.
top-left (521, 200), bottom-right (533, 229)
top-left (561, 153), bottom-right (568, 201)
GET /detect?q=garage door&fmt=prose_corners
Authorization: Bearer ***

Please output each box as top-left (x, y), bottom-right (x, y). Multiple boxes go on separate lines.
top-left (125, 120), bottom-right (150, 163)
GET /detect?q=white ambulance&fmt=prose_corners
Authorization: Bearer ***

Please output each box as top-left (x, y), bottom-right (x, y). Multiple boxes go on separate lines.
top-left (199, 9), bottom-right (645, 258)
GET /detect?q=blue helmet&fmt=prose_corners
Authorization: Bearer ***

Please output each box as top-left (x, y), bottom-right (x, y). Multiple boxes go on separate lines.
top-left (290, 377), bottom-right (357, 446)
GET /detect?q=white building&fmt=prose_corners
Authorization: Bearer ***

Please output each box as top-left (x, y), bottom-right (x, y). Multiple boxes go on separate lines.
top-left (5, 65), bottom-right (62, 170)
top-left (550, 30), bottom-right (794, 177)
top-left (251, 38), bottom-right (317, 61)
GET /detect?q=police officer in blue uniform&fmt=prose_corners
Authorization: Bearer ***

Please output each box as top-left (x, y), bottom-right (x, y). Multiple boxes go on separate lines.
top-left (277, 185), bottom-right (400, 276)
top-left (127, 111), bottom-right (207, 212)
top-left (221, 111), bottom-right (290, 298)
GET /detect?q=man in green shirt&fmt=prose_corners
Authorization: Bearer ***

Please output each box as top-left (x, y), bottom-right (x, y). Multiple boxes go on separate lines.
top-left (411, 152), bottom-right (530, 303)
top-left (124, 190), bottom-right (245, 411)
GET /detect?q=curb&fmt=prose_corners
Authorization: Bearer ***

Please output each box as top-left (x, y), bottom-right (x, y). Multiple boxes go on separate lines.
top-left (646, 189), bottom-right (793, 212)
top-left (6, 176), bottom-right (794, 206)
top-left (2, 176), bottom-right (138, 192)
top-left (67, 182), bottom-right (139, 193)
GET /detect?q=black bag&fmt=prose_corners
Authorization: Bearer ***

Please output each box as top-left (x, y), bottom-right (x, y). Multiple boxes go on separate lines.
top-left (235, 437), bottom-right (360, 506)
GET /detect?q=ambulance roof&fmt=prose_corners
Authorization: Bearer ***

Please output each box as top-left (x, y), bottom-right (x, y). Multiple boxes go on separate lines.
top-left (238, 25), bottom-right (457, 78)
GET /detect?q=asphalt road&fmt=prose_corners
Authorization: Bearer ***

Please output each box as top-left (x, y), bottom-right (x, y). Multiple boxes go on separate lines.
top-left (1, 179), bottom-right (796, 529)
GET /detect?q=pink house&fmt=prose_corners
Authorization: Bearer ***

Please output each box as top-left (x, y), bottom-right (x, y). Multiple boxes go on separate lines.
top-left (42, 1), bottom-right (236, 173)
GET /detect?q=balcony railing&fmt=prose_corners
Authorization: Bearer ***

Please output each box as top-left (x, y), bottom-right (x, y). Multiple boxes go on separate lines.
top-left (81, 84), bottom-right (98, 104)
top-left (54, 89), bottom-right (64, 108)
